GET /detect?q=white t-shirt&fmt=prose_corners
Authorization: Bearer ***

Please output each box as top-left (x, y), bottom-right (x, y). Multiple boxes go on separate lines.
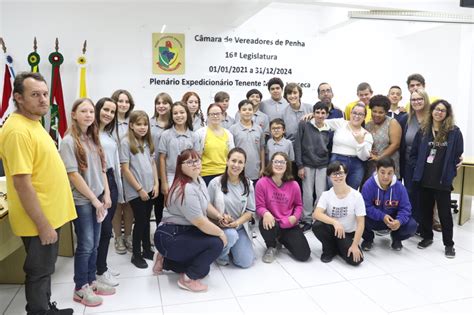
top-left (316, 187), bottom-right (366, 233)
top-left (325, 118), bottom-right (373, 161)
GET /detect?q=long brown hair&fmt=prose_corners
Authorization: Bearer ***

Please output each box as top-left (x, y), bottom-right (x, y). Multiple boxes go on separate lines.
top-left (220, 147), bottom-right (250, 196)
top-left (167, 149), bottom-right (201, 206)
top-left (111, 89), bottom-right (135, 118)
top-left (128, 110), bottom-right (154, 155)
top-left (263, 152), bottom-right (294, 182)
top-left (152, 92), bottom-right (173, 120)
top-left (421, 99), bottom-right (455, 143)
top-left (69, 98), bottom-right (105, 172)
top-left (182, 91), bottom-right (205, 127)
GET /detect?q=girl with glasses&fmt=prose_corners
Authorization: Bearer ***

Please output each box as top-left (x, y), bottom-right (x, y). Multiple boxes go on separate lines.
top-left (325, 103), bottom-right (374, 189)
top-left (312, 161), bottom-right (365, 265)
top-left (255, 152), bottom-right (310, 263)
top-left (410, 100), bottom-right (463, 258)
top-left (153, 149), bottom-right (228, 292)
top-left (195, 103), bottom-right (235, 186)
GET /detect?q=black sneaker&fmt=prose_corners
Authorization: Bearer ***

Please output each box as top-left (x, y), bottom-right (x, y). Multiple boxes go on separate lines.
top-left (131, 255), bottom-right (148, 269)
top-left (320, 252), bottom-right (335, 263)
top-left (142, 250), bottom-right (155, 260)
top-left (417, 239), bottom-right (433, 249)
top-left (301, 222), bottom-right (313, 233)
top-left (445, 246), bottom-right (456, 258)
top-left (46, 301), bottom-right (73, 314)
top-left (391, 239), bottom-right (403, 251)
top-left (361, 240), bottom-right (373, 251)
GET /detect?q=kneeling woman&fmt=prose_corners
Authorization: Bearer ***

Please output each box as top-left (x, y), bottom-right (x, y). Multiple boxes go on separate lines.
top-left (256, 152), bottom-right (311, 263)
top-left (208, 148), bottom-right (256, 268)
top-left (153, 149), bottom-right (228, 292)
top-left (312, 161), bottom-right (365, 266)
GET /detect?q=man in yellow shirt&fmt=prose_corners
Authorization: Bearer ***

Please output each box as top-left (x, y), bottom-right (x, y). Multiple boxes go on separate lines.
top-left (0, 72), bottom-right (76, 315)
top-left (344, 82), bottom-right (373, 123)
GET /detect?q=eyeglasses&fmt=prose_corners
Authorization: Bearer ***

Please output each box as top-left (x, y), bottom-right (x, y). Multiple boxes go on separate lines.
top-left (208, 112), bottom-right (222, 117)
top-left (319, 89), bottom-right (332, 95)
top-left (330, 171), bottom-right (346, 178)
top-left (272, 160), bottom-right (287, 166)
top-left (411, 98), bottom-right (424, 102)
top-left (182, 159), bottom-right (201, 167)
top-left (351, 112), bottom-right (365, 117)
top-left (271, 127), bottom-right (283, 131)
top-left (434, 108), bottom-right (447, 113)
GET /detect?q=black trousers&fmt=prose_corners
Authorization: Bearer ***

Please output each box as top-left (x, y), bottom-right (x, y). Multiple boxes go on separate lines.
top-left (259, 220), bottom-right (310, 262)
top-left (96, 169), bottom-right (119, 275)
top-left (419, 187), bottom-right (454, 246)
top-left (21, 228), bottom-right (60, 314)
top-left (312, 221), bottom-right (363, 266)
top-left (129, 194), bottom-right (153, 256)
top-left (153, 178), bottom-right (165, 227)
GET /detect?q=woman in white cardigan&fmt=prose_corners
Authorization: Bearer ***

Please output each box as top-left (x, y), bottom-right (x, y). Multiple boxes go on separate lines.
top-left (195, 103), bottom-right (234, 185)
top-left (325, 103), bottom-right (373, 189)
top-left (208, 147), bottom-right (256, 268)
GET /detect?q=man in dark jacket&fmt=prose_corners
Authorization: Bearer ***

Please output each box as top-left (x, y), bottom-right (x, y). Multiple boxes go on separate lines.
top-left (361, 157), bottom-right (417, 251)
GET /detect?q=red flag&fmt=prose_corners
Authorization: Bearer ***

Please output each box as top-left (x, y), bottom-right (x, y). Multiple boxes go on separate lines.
top-left (0, 64), bottom-right (12, 118)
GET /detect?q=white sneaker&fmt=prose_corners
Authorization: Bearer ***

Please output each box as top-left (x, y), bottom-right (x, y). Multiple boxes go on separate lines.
top-left (107, 267), bottom-right (120, 277)
top-left (96, 270), bottom-right (119, 287)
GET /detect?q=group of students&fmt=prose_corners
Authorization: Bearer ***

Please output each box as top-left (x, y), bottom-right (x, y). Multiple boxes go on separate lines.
top-left (59, 73), bottom-right (463, 297)
top-left (0, 71), bottom-right (464, 312)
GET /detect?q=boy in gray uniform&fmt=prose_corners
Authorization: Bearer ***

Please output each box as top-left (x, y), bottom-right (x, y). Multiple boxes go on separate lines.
top-left (229, 100), bottom-right (265, 183)
top-left (266, 118), bottom-right (294, 163)
top-left (260, 77), bottom-right (289, 121)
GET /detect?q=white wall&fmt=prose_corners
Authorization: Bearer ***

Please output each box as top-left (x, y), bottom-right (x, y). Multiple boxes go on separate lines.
top-left (1, 1), bottom-right (472, 155)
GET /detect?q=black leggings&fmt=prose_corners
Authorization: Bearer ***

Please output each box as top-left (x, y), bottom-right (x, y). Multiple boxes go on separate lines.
top-left (259, 220), bottom-right (310, 262)
top-left (129, 194), bottom-right (153, 256)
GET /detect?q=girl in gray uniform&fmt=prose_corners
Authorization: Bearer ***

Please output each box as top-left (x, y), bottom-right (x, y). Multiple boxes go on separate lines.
top-left (182, 91), bottom-right (205, 130)
top-left (208, 148), bottom-right (256, 268)
top-left (94, 97), bottom-right (124, 287)
top-left (153, 149), bottom-right (227, 292)
top-left (158, 102), bottom-right (198, 199)
top-left (120, 111), bottom-right (159, 269)
top-left (60, 98), bottom-right (115, 307)
top-left (111, 89), bottom-right (136, 254)
top-left (151, 92), bottom-right (172, 227)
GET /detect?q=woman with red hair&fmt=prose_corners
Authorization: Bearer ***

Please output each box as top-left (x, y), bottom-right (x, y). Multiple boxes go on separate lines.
top-left (153, 149), bottom-right (227, 292)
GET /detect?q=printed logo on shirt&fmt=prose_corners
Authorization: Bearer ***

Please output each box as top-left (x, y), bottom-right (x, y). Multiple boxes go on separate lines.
top-left (329, 206), bottom-right (348, 218)
top-left (428, 141), bottom-right (448, 148)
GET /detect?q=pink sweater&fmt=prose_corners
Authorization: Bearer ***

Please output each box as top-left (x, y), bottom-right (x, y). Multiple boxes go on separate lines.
top-left (255, 176), bottom-right (303, 229)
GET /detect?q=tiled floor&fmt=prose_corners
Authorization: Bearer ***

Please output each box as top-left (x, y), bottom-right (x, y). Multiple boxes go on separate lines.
top-left (1, 216), bottom-right (472, 314)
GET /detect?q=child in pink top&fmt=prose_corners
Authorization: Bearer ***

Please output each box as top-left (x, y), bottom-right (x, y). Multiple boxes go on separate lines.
top-left (255, 152), bottom-right (310, 263)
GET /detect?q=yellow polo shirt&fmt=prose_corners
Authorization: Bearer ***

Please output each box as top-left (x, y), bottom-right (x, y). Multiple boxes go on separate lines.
top-left (0, 113), bottom-right (76, 236)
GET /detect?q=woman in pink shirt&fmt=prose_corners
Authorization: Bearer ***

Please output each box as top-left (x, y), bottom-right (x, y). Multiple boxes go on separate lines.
top-left (256, 152), bottom-right (310, 263)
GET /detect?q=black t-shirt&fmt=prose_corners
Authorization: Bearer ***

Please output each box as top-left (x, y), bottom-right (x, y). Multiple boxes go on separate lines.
top-left (421, 134), bottom-right (449, 191)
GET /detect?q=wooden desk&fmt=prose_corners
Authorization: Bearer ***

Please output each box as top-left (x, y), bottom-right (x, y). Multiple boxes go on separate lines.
top-left (453, 157), bottom-right (474, 225)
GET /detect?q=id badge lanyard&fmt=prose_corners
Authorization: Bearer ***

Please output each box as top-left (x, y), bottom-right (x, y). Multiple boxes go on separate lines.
top-left (427, 128), bottom-right (437, 164)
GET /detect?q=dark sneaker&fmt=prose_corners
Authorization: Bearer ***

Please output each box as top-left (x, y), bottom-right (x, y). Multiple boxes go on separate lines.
top-left (320, 252), bottom-right (335, 263)
top-left (445, 246), bottom-right (456, 258)
top-left (391, 239), bottom-right (403, 251)
top-left (142, 250), bottom-right (155, 260)
top-left (131, 255), bottom-right (148, 269)
top-left (417, 239), bottom-right (433, 249)
top-left (361, 240), bottom-right (373, 251)
top-left (301, 222), bottom-right (313, 233)
top-left (47, 301), bottom-right (73, 314)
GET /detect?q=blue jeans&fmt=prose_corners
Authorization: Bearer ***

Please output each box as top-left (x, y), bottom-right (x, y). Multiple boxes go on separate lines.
top-left (363, 216), bottom-right (418, 242)
top-left (330, 154), bottom-right (365, 189)
top-left (154, 224), bottom-right (223, 279)
top-left (219, 227), bottom-right (255, 268)
top-left (73, 202), bottom-right (102, 289)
